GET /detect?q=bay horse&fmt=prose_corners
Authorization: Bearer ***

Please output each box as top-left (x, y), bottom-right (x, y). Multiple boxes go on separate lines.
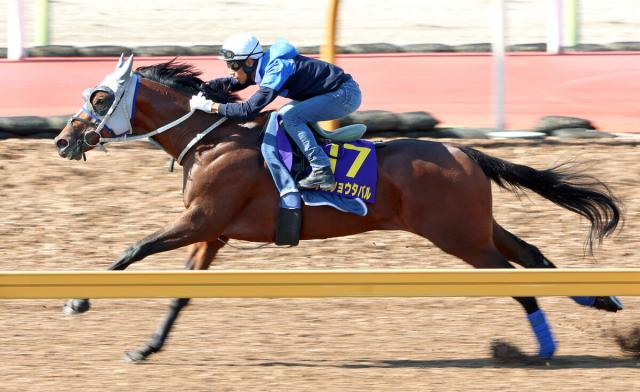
top-left (53, 56), bottom-right (622, 362)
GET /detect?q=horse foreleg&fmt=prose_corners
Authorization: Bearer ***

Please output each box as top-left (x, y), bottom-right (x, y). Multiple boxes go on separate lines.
top-left (64, 208), bottom-right (215, 316)
top-left (108, 208), bottom-right (212, 271)
top-left (124, 239), bottom-right (226, 362)
top-left (492, 220), bottom-right (623, 312)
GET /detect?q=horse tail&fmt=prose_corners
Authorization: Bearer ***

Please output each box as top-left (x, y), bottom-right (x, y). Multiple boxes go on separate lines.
top-left (457, 145), bottom-right (622, 252)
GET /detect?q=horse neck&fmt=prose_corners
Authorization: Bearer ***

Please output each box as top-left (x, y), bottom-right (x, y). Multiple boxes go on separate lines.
top-left (131, 79), bottom-right (240, 161)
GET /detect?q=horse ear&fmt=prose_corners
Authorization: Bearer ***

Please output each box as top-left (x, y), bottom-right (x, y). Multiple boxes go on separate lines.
top-left (82, 87), bottom-right (92, 101)
top-left (124, 54), bottom-right (134, 74)
top-left (117, 55), bottom-right (135, 84)
top-left (115, 53), bottom-right (125, 69)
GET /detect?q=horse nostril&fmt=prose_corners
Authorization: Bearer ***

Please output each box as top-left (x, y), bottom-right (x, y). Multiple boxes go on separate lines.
top-left (56, 138), bottom-right (69, 150)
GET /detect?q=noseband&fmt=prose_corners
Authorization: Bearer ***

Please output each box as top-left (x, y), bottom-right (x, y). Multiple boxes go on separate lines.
top-left (66, 110), bottom-right (113, 150)
top-left (67, 76), bottom-right (228, 165)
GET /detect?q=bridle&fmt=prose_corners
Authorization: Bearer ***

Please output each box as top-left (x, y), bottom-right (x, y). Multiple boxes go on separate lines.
top-left (68, 73), bottom-right (228, 165)
top-left (65, 114), bottom-right (105, 161)
top-left (65, 74), bottom-right (138, 150)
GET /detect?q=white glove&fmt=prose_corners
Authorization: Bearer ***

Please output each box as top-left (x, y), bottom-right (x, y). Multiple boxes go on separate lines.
top-left (189, 92), bottom-right (214, 112)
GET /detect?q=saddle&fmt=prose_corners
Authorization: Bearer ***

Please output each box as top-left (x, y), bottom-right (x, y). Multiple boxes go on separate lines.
top-left (286, 122), bottom-right (368, 184)
top-left (261, 112), bottom-right (375, 246)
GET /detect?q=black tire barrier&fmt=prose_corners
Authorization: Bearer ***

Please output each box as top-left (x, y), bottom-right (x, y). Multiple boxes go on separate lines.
top-left (340, 110), bottom-right (439, 133)
top-left (0, 112), bottom-right (627, 140)
top-left (566, 43), bottom-right (611, 52)
top-left (396, 111), bottom-right (440, 132)
top-left (550, 128), bottom-right (615, 138)
top-left (26, 45), bottom-right (80, 57)
top-left (341, 110), bottom-right (400, 132)
top-left (133, 46), bottom-right (193, 56)
top-left (46, 116), bottom-right (69, 130)
top-left (77, 46), bottom-right (132, 57)
top-left (5, 41), bottom-right (640, 57)
top-left (507, 43), bottom-right (547, 52)
top-left (0, 116), bottom-right (50, 135)
top-left (608, 41), bottom-right (640, 51)
top-left (0, 115), bottom-right (68, 136)
top-left (453, 43), bottom-right (493, 52)
top-left (0, 131), bottom-right (16, 139)
top-left (427, 128), bottom-right (494, 139)
top-left (0, 130), bottom-right (56, 140)
top-left (533, 115), bottom-right (595, 135)
top-left (402, 43), bottom-right (454, 53)
top-left (296, 45), bottom-right (321, 55)
top-left (187, 45), bottom-right (223, 56)
top-left (338, 43), bottom-right (403, 54)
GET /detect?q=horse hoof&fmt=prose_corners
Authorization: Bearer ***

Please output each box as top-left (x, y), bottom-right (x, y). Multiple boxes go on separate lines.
top-left (124, 350), bottom-right (148, 363)
top-left (63, 299), bottom-right (91, 315)
top-left (538, 346), bottom-right (556, 360)
top-left (594, 296), bottom-right (624, 312)
top-left (123, 344), bottom-right (158, 363)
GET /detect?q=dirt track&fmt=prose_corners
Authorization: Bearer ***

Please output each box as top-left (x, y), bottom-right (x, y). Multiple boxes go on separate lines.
top-left (1, 138), bottom-right (639, 391)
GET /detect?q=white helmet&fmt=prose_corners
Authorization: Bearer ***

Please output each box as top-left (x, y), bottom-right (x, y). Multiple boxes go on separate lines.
top-left (218, 33), bottom-right (263, 61)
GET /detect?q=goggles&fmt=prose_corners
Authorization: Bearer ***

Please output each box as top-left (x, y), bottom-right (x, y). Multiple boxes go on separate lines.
top-left (219, 48), bottom-right (239, 60)
top-left (225, 60), bottom-right (244, 72)
top-left (218, 41), bottom-right (262, 71)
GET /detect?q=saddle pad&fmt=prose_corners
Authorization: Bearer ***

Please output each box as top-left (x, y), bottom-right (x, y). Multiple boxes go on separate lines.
top-left (277, 127), bottom-right (377, 203)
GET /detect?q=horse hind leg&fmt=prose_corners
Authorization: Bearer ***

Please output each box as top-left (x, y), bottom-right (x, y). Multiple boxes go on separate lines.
top-left (124, 239), bottom-right (227, 362)
top-left (438, 237), bottom-right (557, 359)
top-left (492, 220), bottom-right (623, 312)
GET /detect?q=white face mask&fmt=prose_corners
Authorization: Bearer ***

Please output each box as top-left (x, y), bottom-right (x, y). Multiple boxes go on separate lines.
top-left (80, 54), bottom-right (139, 136)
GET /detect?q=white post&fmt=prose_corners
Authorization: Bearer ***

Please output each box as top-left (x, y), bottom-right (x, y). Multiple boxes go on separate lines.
top-left (7, 0), bottom-right (25, 60)
top-left (490, 0), bottom-right (506, 130)
top-left (547, 0), bottom-right (563, 54)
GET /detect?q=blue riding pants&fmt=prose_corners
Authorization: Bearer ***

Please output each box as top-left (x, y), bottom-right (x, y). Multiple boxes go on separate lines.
top-left (280, 79), bottom-right (362, 170)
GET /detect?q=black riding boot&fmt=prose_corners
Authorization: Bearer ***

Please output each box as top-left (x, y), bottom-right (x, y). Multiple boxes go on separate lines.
top-left (297, 167), bottom-right (336, 191)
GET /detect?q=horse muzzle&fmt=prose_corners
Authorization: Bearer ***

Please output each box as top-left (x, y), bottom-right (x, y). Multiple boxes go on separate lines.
top-left (54, 136), bottom-right (85, 160)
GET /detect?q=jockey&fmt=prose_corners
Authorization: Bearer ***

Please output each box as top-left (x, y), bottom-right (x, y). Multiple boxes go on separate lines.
top-left (189, 32), bottom-right (362, 191)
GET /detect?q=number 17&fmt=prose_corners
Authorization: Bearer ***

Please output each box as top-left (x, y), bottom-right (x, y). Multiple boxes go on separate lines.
top-left (329, 143), bottom-right (371, 178)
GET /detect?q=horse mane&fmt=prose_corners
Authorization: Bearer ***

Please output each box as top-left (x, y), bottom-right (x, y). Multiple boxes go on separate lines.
top-left (134, 58), bottom-right (238, 103)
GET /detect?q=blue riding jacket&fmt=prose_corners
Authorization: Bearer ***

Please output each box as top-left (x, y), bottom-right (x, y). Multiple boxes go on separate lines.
top-left (215, 39), bottom-right (353, 120)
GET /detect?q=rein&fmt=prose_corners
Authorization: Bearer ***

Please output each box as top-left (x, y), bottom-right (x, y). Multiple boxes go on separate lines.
top-left (177, 116), bottom-right (228, 164)
top-left (71, 76), bottom-right (228, 166)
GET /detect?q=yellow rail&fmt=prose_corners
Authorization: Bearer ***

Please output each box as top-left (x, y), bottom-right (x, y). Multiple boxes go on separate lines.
top-left (1, 269), bottom-right (639, 299)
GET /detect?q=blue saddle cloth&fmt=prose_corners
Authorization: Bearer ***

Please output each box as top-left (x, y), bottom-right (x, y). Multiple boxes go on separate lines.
top-left (261, 112), bottom-right (370, 216)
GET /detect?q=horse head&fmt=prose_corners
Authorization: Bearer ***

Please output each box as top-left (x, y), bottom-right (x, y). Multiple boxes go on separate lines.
top-left (54, 54), bottom-right (139, 160)
top-left (54, 55), bottom-right (239, 162)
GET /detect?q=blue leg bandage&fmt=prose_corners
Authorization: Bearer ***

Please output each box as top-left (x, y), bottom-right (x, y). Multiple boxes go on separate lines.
top-left (527, 309), bottom-right (557, 359)
top-left (571, 296), bottom-right (596, 307)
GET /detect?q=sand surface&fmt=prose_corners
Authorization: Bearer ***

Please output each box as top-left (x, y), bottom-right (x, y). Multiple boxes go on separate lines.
top-left (1, 137), bottom-right (639, 391)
